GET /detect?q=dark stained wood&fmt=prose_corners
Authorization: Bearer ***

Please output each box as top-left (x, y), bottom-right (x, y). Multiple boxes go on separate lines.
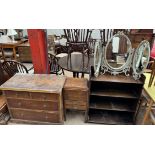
top-left (89, 100), bottom-right (136, 112)
top-left (58, 53), bottom-right (93, 74)
top-left (148, 59), bottom-right (155, 87)
top-left (48, 53), bottom-right (64, 75)
top-left (86, 67), bottom-right (145, 124)
top-left (2, 60), bottom-right (29, 78)
top-left (129, 31), bottom-right (153, 49)
top-left (91, 74), bottom-right (143, 84)
top-left (91, 90), bottom-right (138, 99)
top-left (88, 109), bottom-right (133, 125)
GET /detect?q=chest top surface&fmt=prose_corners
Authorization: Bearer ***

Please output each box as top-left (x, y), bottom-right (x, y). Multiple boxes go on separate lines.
top-left (0, 74), bottom-right (66, 93)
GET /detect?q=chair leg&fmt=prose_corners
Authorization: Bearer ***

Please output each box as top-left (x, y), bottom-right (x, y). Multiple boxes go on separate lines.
top-left (142, 99), bottom-right (154, 124)
top-left (148, 71), bottom-right (155, 87)
top-left (73, 72), bottom-right (76, 78)
top-left (81, 73), bottom-right (84, 78)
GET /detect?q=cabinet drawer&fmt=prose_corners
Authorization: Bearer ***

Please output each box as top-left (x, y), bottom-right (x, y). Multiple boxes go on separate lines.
top-left (10, 108), bottom-right (60, 123)
top-left (65, 103), bottom-right (86, 110)
top-left (63, 90), bottom-right (88, 101)
top-left (65, 100), bottom-right (87, 110)
top-left (4, 90), bottom-right (59, 101)
top-left (7, 98), bottom-right (59, 111)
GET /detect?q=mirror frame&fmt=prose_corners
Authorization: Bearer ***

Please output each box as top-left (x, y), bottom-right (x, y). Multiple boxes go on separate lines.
top-left (101, 31), bottom-right (134, 76)
top-left (94, 40), bottom-right (103, 77)
top-left (132, 40), bottom-right (150, 80)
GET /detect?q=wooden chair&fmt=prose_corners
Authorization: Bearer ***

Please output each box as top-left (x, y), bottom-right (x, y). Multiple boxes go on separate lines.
top-left (100, 29), bottom-right (113, 46)
top-left (2, 60), bottom-right (29, 78)
top-left (64, 29), bottom-right (92, 58)
top-left (48, 53), bottom-right (64, 75)
top-left (113, 29), bottom-right (130, 35)
top-left (148, 59), bottom-right (155, 87)
top-left (88, 38), bottom-right (97, 56)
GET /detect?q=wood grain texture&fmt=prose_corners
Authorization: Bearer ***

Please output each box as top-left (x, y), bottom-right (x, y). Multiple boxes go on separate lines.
top-left (63, 77), bottom-right (88, 111)
top-left (1, 74), bottom-right (66, 124)
top-left (0, 74), bottom-right (66, 93)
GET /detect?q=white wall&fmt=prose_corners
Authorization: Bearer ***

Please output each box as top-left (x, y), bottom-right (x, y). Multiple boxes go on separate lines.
top-left (47, 29), bottom-right (101, 39)
top-left (23, 29), bottom-right (102, 39)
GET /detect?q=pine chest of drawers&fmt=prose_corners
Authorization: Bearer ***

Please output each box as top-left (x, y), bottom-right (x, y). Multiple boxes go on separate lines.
top-left (0, 74), bottom-right (66, 124)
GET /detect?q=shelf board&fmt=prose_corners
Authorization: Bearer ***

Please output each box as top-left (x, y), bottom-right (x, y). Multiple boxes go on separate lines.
top-left (91, 90), bottom-right (138, 99)
top-left (90, 74), bottom-right (144, 84)
top-left (88, 110), bottom-right (134, 125)
top-left (89, 101), bottom-right (135, 112)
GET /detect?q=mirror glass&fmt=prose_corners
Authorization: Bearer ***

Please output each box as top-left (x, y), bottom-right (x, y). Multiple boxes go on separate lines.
top-left (106, 35), bottom-right (131, 69)
top-left (134, 41), bottom-right (150, 74)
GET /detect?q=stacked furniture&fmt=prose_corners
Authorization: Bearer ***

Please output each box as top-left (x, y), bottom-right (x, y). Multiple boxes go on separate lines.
top-left (0, 74), bottom-right (66, 124)
top-left (85, 68), bottom-right (145, 124)
top-left (129, 30), bottom-right (153, 49)
top-left (17, 42), bottom-right (32, 63)
top-left (63, 77), bottom-right (88, 111)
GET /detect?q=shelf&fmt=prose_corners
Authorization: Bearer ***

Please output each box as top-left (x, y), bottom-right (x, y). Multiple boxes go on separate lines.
top-left (89, 101), bottom-right (135, 112)
top-left (90, 74), bottom-right (144, 84)
top-left (88, 110), bottom-right (134, 125)
top-left (91, 89), bottom-right (138, 99)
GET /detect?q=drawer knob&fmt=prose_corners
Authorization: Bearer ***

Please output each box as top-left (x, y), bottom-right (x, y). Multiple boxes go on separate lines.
top-left (43, 104), bottom-right (47, 108)
top-left (18, 102), bottom-right (21, 106)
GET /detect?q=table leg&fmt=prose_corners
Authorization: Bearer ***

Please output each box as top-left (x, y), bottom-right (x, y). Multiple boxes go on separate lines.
top-left (13, 47), bottom-right (17, 60)
top-left (142, 99), bottom-right (154, 124)
top-left (81, 73), bottom-right (84, 78)
top-left (73, 72), bottom-right (76, 78)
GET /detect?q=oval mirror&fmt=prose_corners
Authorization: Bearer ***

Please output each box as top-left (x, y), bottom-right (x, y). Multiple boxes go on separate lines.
top-left (102, 32), bottom-right (133, 75)
top-left (132, 40), bottom-right (150, 80)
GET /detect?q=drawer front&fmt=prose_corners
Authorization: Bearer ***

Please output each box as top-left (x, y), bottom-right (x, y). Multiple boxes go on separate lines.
top-left (10, 108), bottom-right (60, 123)
top-left (7, 98), bottom-right (59, 111)
top-left (65, 100), bottom-right (87, 110)
top-left (65, 103), bottom-right (86, 110)
top-left (64, 90), bottom-right (88, 101)
top-left (4, 90), bottom-right (59, 101)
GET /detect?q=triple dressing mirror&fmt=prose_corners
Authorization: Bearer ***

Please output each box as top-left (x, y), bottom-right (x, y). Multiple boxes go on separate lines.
top-left (94, 31), bottom-right (150, 79)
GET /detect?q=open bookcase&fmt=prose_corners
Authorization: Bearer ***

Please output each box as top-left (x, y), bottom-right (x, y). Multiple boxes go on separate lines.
top-left (85, 66), bottom-right (145, 125)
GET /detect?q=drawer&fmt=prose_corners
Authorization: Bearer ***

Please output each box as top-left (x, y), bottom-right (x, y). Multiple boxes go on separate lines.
top-left (63, 90), bottom-right (88, 101)
top-left (65, 103), bottom-right (86, 110)
top-left (10, 108), bottom-right (60, 123)
top-left (4, 90), bottom-right (59, 101)
top-left (7, 98), bottom-right (59, 111)
top-left (64, 100), bottom-right (87, 110)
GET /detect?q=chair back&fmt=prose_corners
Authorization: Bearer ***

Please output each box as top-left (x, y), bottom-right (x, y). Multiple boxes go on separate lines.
top-left (64, 29), bottom-right (92, 52)
top-left (113, 29), bottom-right (130, 35)
top-left (2, 60), bottom-right (28, 77)
top-left (48, 53), bottom-right (64, 75)
top-left (100, 29), bottom-right (113, 46)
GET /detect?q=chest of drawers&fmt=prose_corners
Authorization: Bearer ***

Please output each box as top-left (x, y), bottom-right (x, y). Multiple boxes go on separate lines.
top-left (63, 77), bottom-right (88, 111)
top-left (0, 74), bottom-right (66, 124)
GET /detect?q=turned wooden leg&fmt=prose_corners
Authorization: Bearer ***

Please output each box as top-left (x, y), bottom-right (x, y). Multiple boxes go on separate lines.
top-left (13, 47), bottom-right (17, 60)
